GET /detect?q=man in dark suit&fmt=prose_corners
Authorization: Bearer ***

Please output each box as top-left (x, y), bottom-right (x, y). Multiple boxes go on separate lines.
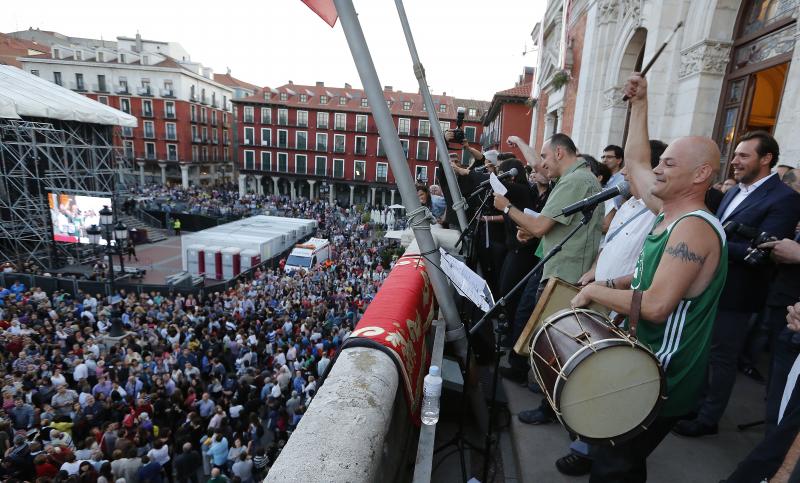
top-left (674, 131), bottom-right (800, 437)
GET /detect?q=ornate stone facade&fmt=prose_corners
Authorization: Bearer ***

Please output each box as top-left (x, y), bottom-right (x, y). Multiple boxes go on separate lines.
top-left (597, 0), bottom-right (619, 24)
top-left (622, 0), bottom-right (642, 24)
top-left (603, 85), bottom-right (626, 109)
top-left (679, 40), bottom-right (733, 79)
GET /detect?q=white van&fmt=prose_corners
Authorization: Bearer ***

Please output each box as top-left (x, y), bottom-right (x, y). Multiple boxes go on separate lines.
top-left (284, 238), bottom-right (331, 273)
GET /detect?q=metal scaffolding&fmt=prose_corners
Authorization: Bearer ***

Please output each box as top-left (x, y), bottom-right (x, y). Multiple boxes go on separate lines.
top-left (0, 118), bottom-right (128, 269)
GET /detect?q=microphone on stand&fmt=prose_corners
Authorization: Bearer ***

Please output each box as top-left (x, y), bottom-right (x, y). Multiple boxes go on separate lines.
top-left (561, 181), bottom-right (630, 216)
top-left (475, 168), bottom-right (518, 189)
top-left (468, 168), bottom-right (519, 199)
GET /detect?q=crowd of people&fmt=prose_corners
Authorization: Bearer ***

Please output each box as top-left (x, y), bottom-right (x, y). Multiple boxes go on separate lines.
top-left (126, 184), bottom-right (256, 219)
top-left (0, 195), bottom-right (402, 483)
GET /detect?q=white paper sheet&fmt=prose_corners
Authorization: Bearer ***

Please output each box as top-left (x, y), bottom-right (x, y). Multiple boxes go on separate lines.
top-left (439, 248), bottom-right (495, 313)
top-left (489, 173), bottom-right (507, 196)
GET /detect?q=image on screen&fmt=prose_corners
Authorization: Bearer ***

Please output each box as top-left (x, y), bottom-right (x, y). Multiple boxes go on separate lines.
top-left (48, 192), bottom-right (114, 245)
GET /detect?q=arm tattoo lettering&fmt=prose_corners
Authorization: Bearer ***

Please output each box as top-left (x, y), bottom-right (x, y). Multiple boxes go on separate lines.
top-left (665, 242), bottom-right (706, 264)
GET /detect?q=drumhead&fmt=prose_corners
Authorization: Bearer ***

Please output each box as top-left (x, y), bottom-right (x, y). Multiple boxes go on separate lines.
top-left (556, 342), bottom-right (663, 441)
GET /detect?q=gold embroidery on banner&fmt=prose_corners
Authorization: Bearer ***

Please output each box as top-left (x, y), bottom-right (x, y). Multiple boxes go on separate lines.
top-left (350, 326), bottom-right (386, 338)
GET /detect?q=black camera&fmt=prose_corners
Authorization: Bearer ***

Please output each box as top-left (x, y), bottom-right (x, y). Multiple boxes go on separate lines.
top-left (448, 107), bottom-right (467, 144)
top-left (723, 221), bottom-right (777, 266)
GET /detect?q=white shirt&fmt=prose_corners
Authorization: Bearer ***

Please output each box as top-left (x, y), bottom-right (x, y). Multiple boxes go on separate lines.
top-left (148, 445), bottom-right (170, 465)
top-left (61, 460), bottom-right (85, 475)
top-left (73, 363), bottom-right (89, 381)
top-left (720, 173), bottom-right (776, 221)
top-left (596, 198), bottom-right (656, 281)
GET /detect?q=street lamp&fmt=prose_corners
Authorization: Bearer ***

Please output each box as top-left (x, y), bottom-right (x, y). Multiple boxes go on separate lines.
top-left (92, 206), bottom-right (128, 338)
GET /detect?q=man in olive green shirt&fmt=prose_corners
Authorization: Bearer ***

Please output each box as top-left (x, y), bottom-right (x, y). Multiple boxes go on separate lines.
top-left (493, 133), bottom-right (603, 424)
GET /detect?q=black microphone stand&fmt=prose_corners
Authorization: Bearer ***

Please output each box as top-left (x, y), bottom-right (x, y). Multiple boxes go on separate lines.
top-left (433, 187), bottom-right (493, 482)
top-left (455, 186), bottom-right (493, 266)
top-left (470, 204), bottom-right (599, 483)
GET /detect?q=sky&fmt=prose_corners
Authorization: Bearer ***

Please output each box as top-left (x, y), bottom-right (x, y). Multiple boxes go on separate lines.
top-left (2, 0), bottom-right (546, 101)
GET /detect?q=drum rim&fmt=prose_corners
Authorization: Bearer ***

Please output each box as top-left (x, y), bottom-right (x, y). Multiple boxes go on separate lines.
top-left (552, 338), bottom-right (667, 445)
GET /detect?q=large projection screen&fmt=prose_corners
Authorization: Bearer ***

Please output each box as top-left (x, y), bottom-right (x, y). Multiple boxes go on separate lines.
top-left (48, 192), bottom-right (113, 245)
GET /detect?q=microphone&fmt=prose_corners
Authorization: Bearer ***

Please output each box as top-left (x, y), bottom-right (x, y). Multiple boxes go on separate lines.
top-left (561, 181), bottom-right (630, 216)
top-left (476, 168), bottom-right (518, 189)
top-left (467, 168), bottom-right (519, 199)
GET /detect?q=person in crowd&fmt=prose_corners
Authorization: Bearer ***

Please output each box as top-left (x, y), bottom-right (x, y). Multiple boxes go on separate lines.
top-left (494, 133), bottom-right (604, 426)
top-left (174, 443), bottom-right (201, 483)
top-left (566, 72), bottom-right (728, 482)
top-left (554, 140), bottom-right (667, 476)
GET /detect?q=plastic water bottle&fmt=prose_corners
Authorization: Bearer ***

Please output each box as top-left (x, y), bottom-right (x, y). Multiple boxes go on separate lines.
top-left (421, 365), bottom-right (443, 425)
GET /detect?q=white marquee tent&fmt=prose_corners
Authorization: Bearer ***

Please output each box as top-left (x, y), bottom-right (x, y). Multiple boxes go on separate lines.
top-left (0, 65), bottom-right (136, 127)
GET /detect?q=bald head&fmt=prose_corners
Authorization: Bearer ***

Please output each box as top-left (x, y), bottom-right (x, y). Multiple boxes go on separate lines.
top-left (674, 136), bottom-right (721, 175)
top-left (651, 136), bottom-right (720, 202)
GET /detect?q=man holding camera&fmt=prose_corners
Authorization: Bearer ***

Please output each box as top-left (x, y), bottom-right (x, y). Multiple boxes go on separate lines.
top-left (674, 131), bottom-right (800, 437)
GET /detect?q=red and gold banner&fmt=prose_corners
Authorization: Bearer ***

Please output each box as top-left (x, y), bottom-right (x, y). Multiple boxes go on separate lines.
top-left (343, 255), bottom-right (436, 424)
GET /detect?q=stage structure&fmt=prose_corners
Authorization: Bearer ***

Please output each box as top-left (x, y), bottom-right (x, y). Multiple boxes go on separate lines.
top-left (0, 66), bottom-right (137, 269)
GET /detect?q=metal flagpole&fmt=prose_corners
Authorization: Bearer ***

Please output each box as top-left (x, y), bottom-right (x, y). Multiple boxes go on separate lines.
top-left (333, 0), bottom-right (467, 353)
top-left (393, 0), bottom-right (468, 232)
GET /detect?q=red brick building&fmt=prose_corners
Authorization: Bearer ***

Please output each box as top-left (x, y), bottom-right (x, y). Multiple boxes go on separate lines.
top-left (482, 68), bottom-right (534, 160)
top-left (232, 82), bottom-right (489, 205)
top-left (9, 29), bottom-right (239, 187)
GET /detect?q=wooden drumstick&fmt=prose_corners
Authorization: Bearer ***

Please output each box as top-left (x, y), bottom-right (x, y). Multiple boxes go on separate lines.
top-left (622, 21), bottom-right (684, 101)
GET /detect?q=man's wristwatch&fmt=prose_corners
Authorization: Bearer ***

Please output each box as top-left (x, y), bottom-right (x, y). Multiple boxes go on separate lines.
top-left (503, 204), bottom-right (513, 214)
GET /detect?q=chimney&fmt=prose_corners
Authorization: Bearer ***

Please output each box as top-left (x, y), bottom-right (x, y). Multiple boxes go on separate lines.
top-left (522, 66), bottom-right (534, 85)
top-left (384, 85), bottom-right (392, 92)
top-left (344, 83), bottom-right (351, 89)
top-left (134, 32), bottom-right (142, 53)
top-left (316, 81), bottom-right (324, 87)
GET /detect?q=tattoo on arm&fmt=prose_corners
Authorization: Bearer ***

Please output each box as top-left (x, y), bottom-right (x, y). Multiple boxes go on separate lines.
top-left (665, 242), bottom-right (706, 264)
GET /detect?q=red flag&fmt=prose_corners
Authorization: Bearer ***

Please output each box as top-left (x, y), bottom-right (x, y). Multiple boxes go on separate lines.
top-left (301, 0), bottom-right (338, 27)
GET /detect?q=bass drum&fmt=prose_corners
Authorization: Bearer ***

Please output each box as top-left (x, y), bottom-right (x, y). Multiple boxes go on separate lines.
top-left (530, 308), bottom-right (666, 445)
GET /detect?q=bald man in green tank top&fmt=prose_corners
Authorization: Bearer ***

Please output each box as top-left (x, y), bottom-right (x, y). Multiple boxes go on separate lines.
top-left (568, 73), bottom-right (729, 482)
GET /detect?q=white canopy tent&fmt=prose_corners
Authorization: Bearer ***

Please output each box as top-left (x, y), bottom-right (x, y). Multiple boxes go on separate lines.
top-left (0, 65), bottom-right (137, 127)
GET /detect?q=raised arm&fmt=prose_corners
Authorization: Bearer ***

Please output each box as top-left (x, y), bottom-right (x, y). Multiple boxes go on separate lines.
top-left (623, 75), bottom-right (662, 214)
top-left (507, 135), bottom-right (542, 171)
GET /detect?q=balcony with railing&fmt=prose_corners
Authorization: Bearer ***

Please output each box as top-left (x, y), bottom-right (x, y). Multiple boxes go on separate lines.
top-left (145, 151), bottom-right (157, 161)
top-left (70, 81), bottom-right (87, 92)
top-left (161, 88), bottom-right (175, 98)
top-left (92, 82), bottom-right (109, 93)
top-left (137, 86), bottom-right (153, 96)
top-left (116, 84), bottom-right (129, 95)
top-left (165, 110), bottom-right (176, 120)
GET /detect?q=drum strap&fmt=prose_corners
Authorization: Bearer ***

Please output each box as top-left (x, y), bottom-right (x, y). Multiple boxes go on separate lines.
top-left (629, 289), bottom-right (643, 337)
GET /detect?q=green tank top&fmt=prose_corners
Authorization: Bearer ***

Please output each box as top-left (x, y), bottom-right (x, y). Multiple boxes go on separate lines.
top-left (629, 210), bottom-right (728, 417)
